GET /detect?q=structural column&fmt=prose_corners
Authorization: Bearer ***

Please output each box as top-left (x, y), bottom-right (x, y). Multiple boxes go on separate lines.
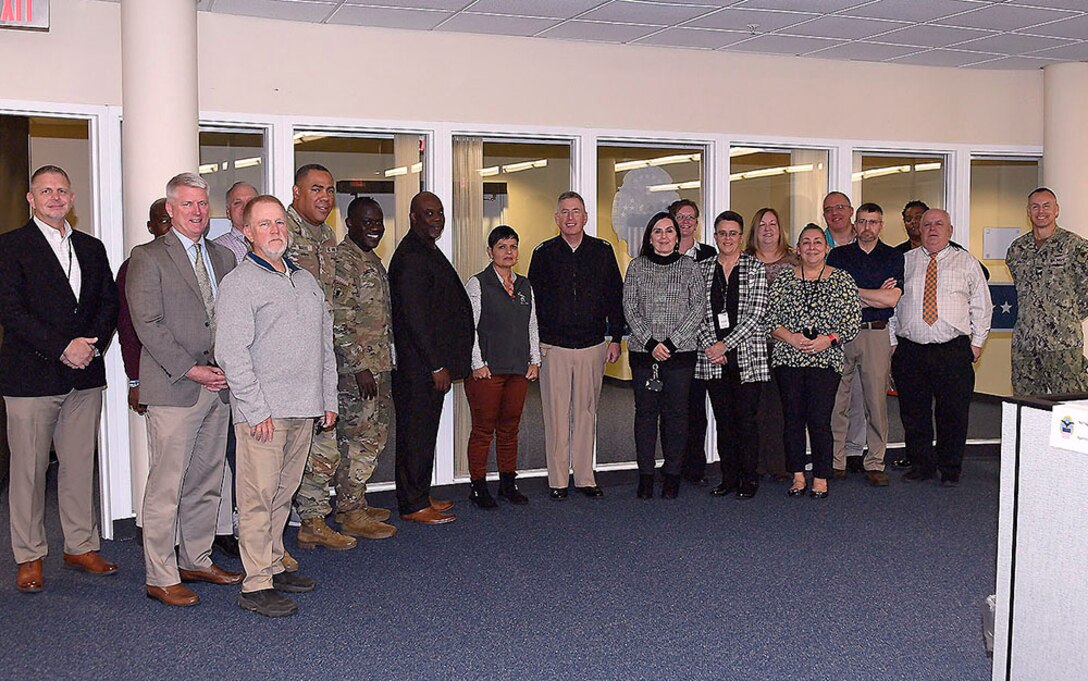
top-left (1043, 63), bottom-right (1088, 239)
top-left (120, 0), bottom-right (200, 522)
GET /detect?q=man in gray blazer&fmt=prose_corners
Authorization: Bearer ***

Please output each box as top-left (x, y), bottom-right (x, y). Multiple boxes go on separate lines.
top-left (127, 172), bottom-right (242, 607)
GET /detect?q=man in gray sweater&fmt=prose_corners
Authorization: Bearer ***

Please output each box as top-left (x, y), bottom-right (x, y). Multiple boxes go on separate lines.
top-left (215, 195), bottom-right (338, 618)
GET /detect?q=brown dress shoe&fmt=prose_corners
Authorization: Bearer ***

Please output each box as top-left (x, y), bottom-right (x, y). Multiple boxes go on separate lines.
top-left (429, 497), bottom-right (454, 512)
top-left (63, 551), bottom-right (118, 576)
top-left (178, 563), bottom-right (243, 585)
top-left (402, 506), bottom-right (456, 525)
top-left (16, 559), bottom-right (43, 593)
top-left (832, 469), bottom-right (848, 480)
top-left (866, 470), bottom-right (890, 487)
top-left (338, 509), bottom-right (397, 540)
top-left (281, 549), bottom-right (299, 573)
top-left (146, 583), bottom-right (200, 607)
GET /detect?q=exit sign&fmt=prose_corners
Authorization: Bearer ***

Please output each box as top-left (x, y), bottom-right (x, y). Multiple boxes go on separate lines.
top-left (1, 0), bottom-right (48, 29)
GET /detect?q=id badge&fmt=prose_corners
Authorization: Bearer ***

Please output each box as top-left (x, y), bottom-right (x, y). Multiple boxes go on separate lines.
top-left (717, 311), bottom-right (731, 330)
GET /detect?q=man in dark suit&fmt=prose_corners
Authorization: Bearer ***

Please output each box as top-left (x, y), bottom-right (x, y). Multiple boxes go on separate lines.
top-left (389, 192), bottom-right (473, 525)
top-left (0, 165), bottom-right (119, 593)
top-left (127, 172), bottom-right (242, 607)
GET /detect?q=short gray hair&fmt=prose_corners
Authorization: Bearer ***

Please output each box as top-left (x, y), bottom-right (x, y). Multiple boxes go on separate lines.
top-left (226, 181), bottom-right (258, 203)
top-left (166, 172), bottom-right (209, 200)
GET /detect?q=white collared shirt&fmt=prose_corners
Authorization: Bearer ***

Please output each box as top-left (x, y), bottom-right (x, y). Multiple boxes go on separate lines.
top-left (172, 228), bottom-right (218, 298)
top-left (34, 216), bottom-right (81, 299)
top-left (889, 244), bottom-right (992, 347)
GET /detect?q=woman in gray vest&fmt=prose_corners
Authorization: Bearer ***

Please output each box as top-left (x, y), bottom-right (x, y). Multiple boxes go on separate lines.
top-left (464, 225), bottom-right (541, 508)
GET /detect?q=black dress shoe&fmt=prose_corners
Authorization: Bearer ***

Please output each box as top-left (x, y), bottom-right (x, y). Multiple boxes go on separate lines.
top-left (736, 481), bottom-right (759, 499)
top-left (549, 488), bottom-right (568, 500)
top-left (683, 475), bottom-right (709, 487)
top-left (787, 485), bottom-right (807, 498)
top-left (660, 475), bottom-right (680, 499)
top-left (710, 482), bottom-right (737, 497)
top-left (636, 475), bottom-right (654, 499)
top-left (809, 488), bottom-right (829, 499)
top-left (575, 485), bottom-right (604, 498)
top-left (892, 457), bottom-right (912, 469)
top-left (902, 469), bottom-right (935, 483)
top-left (940, 471), bottom-right (961, 487)
top-left (213, 534), bottom-right (240, 558)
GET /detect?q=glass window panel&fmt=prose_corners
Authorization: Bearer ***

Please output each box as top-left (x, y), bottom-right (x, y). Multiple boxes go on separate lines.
top-left (970, 158), bottom-right (1040, 272)
top-left (199, 128), bottom-right (268, 230)
top-left (597, 143), bottom-right (704, 466)
top-left (852, 152), bottom-right (946, 248)
top-left (293, 131), bottom-right (425, 265)
top-left (292, 130), bottom-right (426, 485)
top-left (729, 146), bottom-right (828, 242)
top-left (23, 117), bottom-right (92, 234)
top-left (451, 137), bottom-right (572, 478)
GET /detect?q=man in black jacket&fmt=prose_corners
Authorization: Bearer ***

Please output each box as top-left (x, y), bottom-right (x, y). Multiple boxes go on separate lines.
top-left (528, 191), bottom-right (625, 499)
top-left (0, 165), bottom-right (119, 593)
top-left (389, 192), bottom-right (473, 524)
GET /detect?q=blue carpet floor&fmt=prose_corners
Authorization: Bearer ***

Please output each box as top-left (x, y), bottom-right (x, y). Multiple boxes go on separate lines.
top-left (0, 459), bottom-right (997, 681)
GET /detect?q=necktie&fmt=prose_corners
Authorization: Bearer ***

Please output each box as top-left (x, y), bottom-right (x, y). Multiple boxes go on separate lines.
top-left (922, 252), bottom-right (938, 326)
top-left (193, 243), bottom-right (216, 328)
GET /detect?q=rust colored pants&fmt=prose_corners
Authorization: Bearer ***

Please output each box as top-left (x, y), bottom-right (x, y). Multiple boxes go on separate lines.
top-left (464, 373), bottom-right (529, 480)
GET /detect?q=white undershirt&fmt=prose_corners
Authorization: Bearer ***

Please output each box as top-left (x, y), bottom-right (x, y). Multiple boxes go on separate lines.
top-left (34, 216), bottom-right (82, 299)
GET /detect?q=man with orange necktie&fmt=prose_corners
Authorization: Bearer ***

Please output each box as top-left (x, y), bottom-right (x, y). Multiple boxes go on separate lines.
top-left (889, 209), bottom-right (991, 487)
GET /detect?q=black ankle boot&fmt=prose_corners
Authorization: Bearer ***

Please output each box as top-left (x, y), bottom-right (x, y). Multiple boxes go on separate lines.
top-left (497, 472), bottom-right (528, 505)
top-left (469, 478), bottom-right (498, 509)
top-left (636, 474), bottom-right (654, 499)
top-left (661, 474), bottom-right (680, 499)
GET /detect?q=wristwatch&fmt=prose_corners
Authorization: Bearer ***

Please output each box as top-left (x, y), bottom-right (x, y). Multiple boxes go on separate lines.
top-left (128, 379), bottom-right (139, 388)
top-left (828, 334), bottom-right (841, 348)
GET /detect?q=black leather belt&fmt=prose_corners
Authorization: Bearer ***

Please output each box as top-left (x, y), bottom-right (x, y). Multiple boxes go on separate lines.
top-left (859, 321), bottom-right (888, 330)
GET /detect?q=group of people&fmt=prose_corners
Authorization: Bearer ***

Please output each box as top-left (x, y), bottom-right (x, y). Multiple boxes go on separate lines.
top-left (4, 161), bottom-right (1087, 618)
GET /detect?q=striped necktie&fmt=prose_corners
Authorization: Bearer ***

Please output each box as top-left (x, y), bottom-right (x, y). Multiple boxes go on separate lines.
top-left (193, 243), bottom-right (216, 328)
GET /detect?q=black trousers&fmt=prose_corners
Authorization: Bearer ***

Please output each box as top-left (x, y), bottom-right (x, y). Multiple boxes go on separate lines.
top-left (776, 366), bottom-right (839, 479)
top-left (681, 378), bottom-right (709, 481)
top-left (630, 353), bottom-right (694, 477)
top-left (707, 372), bottom-right (763, 487)
top-left (891, 335), bottom-right (975, 477)
top-left (756, 364), bottom-right (789, 478)
top-left (392, 367), bottom-right (446, 515)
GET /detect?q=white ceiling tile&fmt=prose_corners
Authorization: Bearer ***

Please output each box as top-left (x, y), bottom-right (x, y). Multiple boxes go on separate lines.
top-left (577, 1), bottom-right (717, 26)
top-left (938, 4), bottom-right (1078, 32)
top-left (463, 0), bottom-right (604, 19)
top-left (437, 13), bottom-right (560, 36)
top-left (1006, 0), bottom-right (1088, 10)
top-left (212, 0), bottom-right (336, 23)
top-left (966, 55), bottom-right (1061, 70)
top-left (736, 0), bottom-right (872, 12)
top-left (539, 20), bottom-right (662, 42)
top-left (889, 48), bottom-right (1000, 67)
top-left (1028, 41), bottom-right (1088, 61)
top-left (808, 41), bottom-right (923, 61)
top-left (349, 0), bottom-right (470, 9)
top-left (328, 5), bottom-right (452, 29)
top-left (725, 33), bottom-right (846, 55)
top-left (842, 0), bottom-right (981, 24)
top-left (784, 15), bottom-right (909, 40)
top-left (1019, 15), bottom-right (1088, 40)
top-left (688, 8), bottom-right (817, 32)
top-left (633, 26), bottom-right (749, 49)
top-left (953, 32), bottom-right (1076, 55)
top-left (877, 23), bottom-right (994, 48)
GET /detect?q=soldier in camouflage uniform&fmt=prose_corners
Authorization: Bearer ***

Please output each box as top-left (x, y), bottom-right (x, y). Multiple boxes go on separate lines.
top-left (1006, 187), bottom-right (1088, 396)
top-left (286, 164), bottom-right (357, 551)
top-left (328, 197), bottom-right (397, 540)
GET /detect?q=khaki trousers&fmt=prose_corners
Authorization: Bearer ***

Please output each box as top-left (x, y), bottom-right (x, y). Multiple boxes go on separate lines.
top-left (832, 328), bottom-right (891, 471)
top-left (538, 342), bottom-right (607, 489)
top-left (236, 419), bottom-right (312, 593)
top-left (142, 389), bottom-right (229, 587)
top-left (6, 388), bottom-right (103, 564)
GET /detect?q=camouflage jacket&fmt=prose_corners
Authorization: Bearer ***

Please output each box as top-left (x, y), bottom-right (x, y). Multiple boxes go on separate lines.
top-left (286, 205), bottom-right (337, 301)
top-left (1007, 226), bottom-right (1088, 353)
top-left (332, 237), bottom-right (394, 375)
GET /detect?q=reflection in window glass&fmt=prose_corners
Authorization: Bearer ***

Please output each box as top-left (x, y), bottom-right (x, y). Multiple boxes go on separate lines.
top-left (199, 129), bottom-right (267, 221)
top-left (729, 146), bottom-right (828, 242)
top-left (293, 131), bottom-right (425, 264)
top-left (970, 157), bottom-right (1040, 274)
top-left (596, 143), bottom-right (703, 466)
top-left (852, 152), bottom-right (946, 248)
top-left (450, 138), bottom-right (572, 478)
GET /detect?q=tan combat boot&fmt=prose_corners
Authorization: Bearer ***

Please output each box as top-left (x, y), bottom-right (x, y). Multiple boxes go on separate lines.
top-left (335, 505), bottom-right (391, 524)
top-left (297, 518), bottom-right (357, 551)
top-left (282, 549), bottom-right (299, 573)
top-left (338, 509), bottom-right (397, 540)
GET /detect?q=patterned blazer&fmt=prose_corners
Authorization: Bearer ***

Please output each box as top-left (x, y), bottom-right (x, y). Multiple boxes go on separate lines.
top-left (695, 253), bottom-right (770, 383)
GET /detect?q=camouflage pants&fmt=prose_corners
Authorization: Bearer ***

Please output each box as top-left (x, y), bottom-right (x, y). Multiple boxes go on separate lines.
top-left (295, 371), bottom-right (391, 519)
top-left (1011, 347), bottom-right (1088, 397)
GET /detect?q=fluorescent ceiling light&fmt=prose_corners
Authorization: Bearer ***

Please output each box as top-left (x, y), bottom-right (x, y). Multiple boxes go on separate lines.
top-left (478, 166), bottom-right (500, 177)
top-left (648, 180), bottom-right (701, 193)
top-left (385, 166), bottom-right (408, 177)
top-left (502, 159), bottom-right (548, 173)
top-left (293, 133), bottom-right (327, 144)
top-left (729, 163), bottom-right (818, 182)
top-left (198, 163), bottom-right (218, 174)
top-left (235, 157), bottom-right (262, 169)
top-left (729, 147), bottom-right (763, 157)
top-left (615, 152), bottom-right (701, 173)
top-left (411, 162), bottom-right (423, 173)
top-left (914, 162), bottom-right (942, 172)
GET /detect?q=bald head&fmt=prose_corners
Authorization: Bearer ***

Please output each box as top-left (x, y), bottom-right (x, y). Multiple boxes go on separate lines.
top-left (920, 208), bottom-right (953, 253)
top-left (409, 191), bottom-right (444, 245)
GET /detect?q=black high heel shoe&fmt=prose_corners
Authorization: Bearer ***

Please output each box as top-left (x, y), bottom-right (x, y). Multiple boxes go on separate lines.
top-left (787, 485), bottom-right (807, 497)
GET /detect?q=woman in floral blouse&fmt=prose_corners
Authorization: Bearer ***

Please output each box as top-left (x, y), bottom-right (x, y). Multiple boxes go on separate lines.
top-left (765, 224), bottom-right (861, 498)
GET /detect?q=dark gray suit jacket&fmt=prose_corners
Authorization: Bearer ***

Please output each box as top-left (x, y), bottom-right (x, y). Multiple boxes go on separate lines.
top-left (126, 230), bottom-right (235, 407)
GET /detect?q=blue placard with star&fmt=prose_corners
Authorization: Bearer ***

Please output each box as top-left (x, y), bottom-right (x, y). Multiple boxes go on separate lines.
top-left (990, 284), bottom-right (1017, 332)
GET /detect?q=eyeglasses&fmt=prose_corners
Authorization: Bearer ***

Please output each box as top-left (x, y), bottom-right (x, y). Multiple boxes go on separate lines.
top-left (715, 231), bottom-right (742, 239)
top-left (855, 218), bottom-right (883, 227)
top-left (675, 214), bottom-right (698, 222)
top-left (823, 204), bottom-right (850, 213)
